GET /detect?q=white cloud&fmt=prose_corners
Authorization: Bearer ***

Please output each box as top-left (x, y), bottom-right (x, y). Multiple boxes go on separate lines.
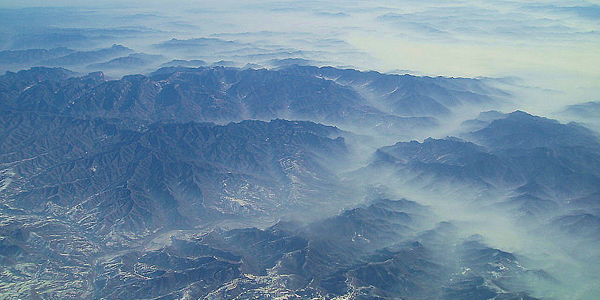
top-left (0, 0), bottom-right (598, 111)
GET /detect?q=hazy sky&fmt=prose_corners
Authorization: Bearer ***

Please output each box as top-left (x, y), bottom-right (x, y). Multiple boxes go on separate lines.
top-left (0, 0), bottom-right (598, 112)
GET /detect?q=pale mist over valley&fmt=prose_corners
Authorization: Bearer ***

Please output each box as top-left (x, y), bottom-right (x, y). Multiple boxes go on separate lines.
top-left (0, 1), bottom-right (599, 299)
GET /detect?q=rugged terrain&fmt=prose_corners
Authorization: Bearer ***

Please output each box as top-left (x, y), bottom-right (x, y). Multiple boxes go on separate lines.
top-left (0, 66), bottom-right (598, 299)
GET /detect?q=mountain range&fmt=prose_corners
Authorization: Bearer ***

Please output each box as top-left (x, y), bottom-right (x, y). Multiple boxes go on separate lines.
top-left (0, 66), bottom-right (598, 299)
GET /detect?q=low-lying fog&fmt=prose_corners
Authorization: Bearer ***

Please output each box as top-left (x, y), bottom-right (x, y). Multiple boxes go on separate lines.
top-left (1, 0), bottom-right (598, 116)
